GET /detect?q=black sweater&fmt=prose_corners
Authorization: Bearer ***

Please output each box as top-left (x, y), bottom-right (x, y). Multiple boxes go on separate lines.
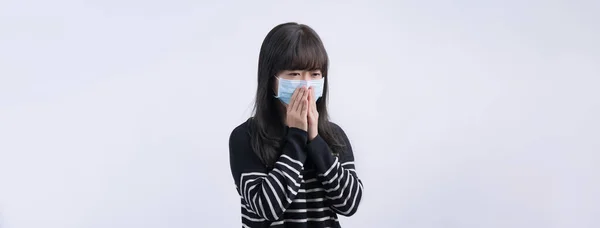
top-left (229, 119), bottom-right (363, 228)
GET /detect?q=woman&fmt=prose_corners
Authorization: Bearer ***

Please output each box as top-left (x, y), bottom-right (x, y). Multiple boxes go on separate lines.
top-left (229, 22), bottom-right (363, 228)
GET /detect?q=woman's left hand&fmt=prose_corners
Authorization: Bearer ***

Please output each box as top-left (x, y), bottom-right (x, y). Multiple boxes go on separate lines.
top-left (307, 87), bottom-right (319, 141)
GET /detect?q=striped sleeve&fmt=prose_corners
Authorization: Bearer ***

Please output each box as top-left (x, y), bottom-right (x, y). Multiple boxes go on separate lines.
top-left (229, 125), bottom-right (308, 221)
top-left (306, 124), bottom-right (363, 217)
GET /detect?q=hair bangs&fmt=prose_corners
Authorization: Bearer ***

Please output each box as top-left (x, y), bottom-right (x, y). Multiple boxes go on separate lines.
top-left (275, 30), bottom-right (328, 73)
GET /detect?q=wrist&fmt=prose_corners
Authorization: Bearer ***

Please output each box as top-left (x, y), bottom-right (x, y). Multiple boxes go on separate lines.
top-left (308, 132), bottom-right (318, 142)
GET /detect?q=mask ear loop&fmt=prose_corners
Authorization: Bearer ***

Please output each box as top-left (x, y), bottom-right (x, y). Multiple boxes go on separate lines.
top-left (273, 76), bottom-right (280, 98)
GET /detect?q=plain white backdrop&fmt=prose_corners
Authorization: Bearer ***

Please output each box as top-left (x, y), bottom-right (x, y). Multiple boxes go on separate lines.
top-left (1, 0), bottom-right (599, 227)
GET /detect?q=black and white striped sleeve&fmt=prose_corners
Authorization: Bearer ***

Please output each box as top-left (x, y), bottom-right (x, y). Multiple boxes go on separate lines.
top-left (306, 124), bottom-right (363, 217)
top-left (229, 125), bottom-right (307, 221)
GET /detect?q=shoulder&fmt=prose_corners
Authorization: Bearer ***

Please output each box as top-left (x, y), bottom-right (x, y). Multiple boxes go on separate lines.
top-left (328, 121), bottom-right (347, 136)
top-left (228, 118), bottom-right (266, 179)
top-left (229, 118), bottom-right (258, 167)
top-left (229, 118), bottom-right (253, 145)
top-left (328, 121), bottom-right (352, 147)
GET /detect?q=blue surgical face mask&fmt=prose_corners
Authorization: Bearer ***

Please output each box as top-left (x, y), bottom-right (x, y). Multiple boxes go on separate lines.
top-left (274, 77), bottom-right (325, 105)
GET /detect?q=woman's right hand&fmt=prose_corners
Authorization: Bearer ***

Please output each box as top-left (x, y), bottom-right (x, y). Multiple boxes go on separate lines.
top-left (286, 86), bottom-right (309, 131)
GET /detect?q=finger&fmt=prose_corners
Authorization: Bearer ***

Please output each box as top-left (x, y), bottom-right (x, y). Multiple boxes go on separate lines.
top-left (311, 89), bottom-right (317, 111)
top-left (301, 96), bottom-right (308, 117)
top-left (307, 95), bottom-right (312, 120)
top-left (293, 86), bottom-right (304, 110)
top-left (307, 89), bottom-right (311, 110)
top-left (308, 87), bottom-right (316, 109)
top-left (289, 86), bottom-right (301, 111)
top-left (307, 87), bottom-right (314, 115)
top-left (298, 86), bottom-right (308, 113)
top-left (296, 86), bottom-right (306, 113)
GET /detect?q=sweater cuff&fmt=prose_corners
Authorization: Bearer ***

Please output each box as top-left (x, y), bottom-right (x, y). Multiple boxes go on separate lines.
top-left (306, 135), bottom-right (337, 174)
top-left (284, 127), bottom-right (309, 162)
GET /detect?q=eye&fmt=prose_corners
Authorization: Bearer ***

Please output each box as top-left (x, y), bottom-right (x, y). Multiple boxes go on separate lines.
top-left (312, 73), bottom-right (322, 78)
top-left (288, 72), bottom-right (301, 76)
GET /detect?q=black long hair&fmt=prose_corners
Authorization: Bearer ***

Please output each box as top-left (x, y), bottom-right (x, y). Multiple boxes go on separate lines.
top-left (249, 22), bottom-right (345, 168)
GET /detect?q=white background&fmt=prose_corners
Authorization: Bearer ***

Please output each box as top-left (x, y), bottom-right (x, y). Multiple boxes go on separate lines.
top-left (1, 0), bottom-right (599, 227)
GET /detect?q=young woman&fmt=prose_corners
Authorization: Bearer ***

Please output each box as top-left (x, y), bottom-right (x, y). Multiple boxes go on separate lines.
top-left (229, 22), bottom-right (363, 228)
